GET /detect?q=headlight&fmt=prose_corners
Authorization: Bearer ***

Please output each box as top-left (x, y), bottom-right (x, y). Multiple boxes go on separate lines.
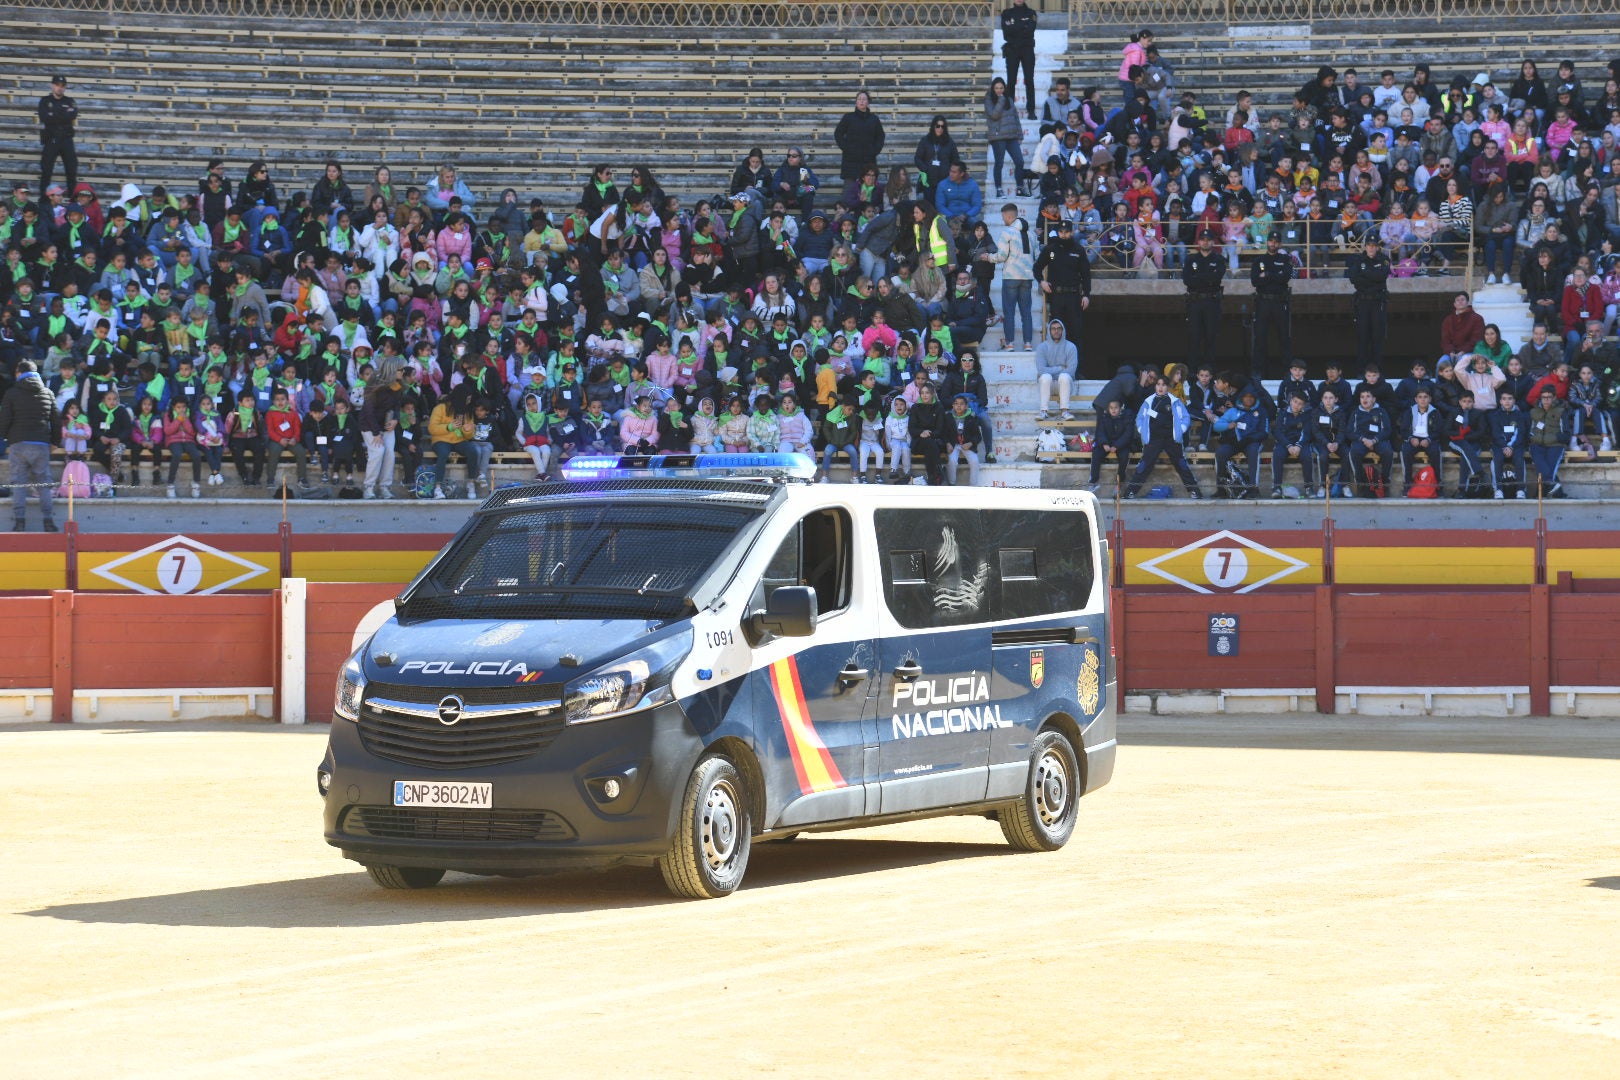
top-left (334, 651), bottom-right (366, 722)
top-left (563, 633), bottom-right (690, 724)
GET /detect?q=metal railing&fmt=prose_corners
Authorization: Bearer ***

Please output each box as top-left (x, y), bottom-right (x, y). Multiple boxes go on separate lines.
top-left (1077, 214), bottom-right (1477, 290)
top-left (9, 0), bottom-right (992, 27)
top-left (1070, 0), bottom-right (1620, 26)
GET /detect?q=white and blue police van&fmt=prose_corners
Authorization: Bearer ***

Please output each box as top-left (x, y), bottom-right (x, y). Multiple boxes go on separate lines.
top-left (319, 453), bottom-right (1115, 899)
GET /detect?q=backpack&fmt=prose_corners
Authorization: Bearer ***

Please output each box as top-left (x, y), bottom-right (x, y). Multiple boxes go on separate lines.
top-left (57, 460), bottom-right (92, 499)
top-left (1391, 257), bottom-right (1420, 278)
top-left (1407, 464), bottom-right (1438, 498)
top-left (91, 472), bottom-right (115, 498)
top-left (413, 465), bottom-right (437, 499)
top-left (1362, 462), bottom-right (1387, 498)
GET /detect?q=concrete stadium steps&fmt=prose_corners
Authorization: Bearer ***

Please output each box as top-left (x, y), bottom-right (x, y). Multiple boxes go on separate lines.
top-left (0, 14), bottom-right (988, 197)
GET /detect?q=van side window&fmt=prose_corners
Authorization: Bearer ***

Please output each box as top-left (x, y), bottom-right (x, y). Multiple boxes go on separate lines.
top-left (874, 509), bottom-right (1095, 628)
top-left (754, 509), bottom-right (852, 616)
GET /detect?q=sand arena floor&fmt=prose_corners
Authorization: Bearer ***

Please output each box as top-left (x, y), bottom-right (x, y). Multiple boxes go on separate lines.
top-left (2, 714), bottom-right (1616, 1078)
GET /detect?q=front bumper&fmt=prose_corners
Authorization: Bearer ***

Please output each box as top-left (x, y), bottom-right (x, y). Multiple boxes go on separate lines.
top-left (321, 699), bottom-right (703, 872)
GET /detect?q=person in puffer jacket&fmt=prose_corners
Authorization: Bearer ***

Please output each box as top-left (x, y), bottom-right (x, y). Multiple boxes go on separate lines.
top-left (691, 396), bottom-right (723, 452)
top-left (776, 394), bottom-right (814, 453)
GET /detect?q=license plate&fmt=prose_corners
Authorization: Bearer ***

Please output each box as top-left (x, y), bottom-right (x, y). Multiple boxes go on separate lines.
top-left (393, 781), bottom-right (493, 808)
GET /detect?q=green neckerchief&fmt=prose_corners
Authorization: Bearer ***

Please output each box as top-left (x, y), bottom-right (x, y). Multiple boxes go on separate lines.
top-left (780, 403), bottom-right (800, 417)
top-left (831, 256), bottom-right (850, 274)
top-left (47, 314), bottom-right (67, 338)
top-left (136, 412), bottom-right (157, 436)
top-left (545, 409), bottom-right (569, 426)
top-left (825, 403), bottom-right (849, 425)
top-left (772, 328), bottom-right (791, 343)
top-left (860, 183), bottom-right (875, 202)
top-left (524, 408), bottom-right (545, 430)
top-left (251, 366), bottom-right (272, 388)
top-left (174, 262), bottom-right (197, 285)
top-left (260, 217), bottom-right (280, 233)
top-left (236, 404), bottom-right (256, 430)
top-left (67, 220), bottom-right (84, 246)
top-left (232, 281), bottom-right (252, 298)
top-left (185, 321), bottom-right (208, 346)
top-left (376, 184), bottom-right (393, 200)
top-left (444, 322), bottom-right (468, 339)
top-left (335, 413), bottom-right (350, 430)
top-left (729, 206), bottom-right (746, 228)
top-left (594, 180), bottom-right (613, 196)
top-left (144, 375), bottom-right (166, 400)
top-left (223, 221), bottom-right (243, 242)
top-left (98, 402), bottom-right (119, 427)
top-left (335, 226), bottom-right (352, 245)
top-left (667, 409), bottom-right (688, 429)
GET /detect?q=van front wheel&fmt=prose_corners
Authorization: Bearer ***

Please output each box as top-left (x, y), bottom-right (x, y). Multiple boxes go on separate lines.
top-left (659, 756), bottom-right (752, 899)
top-left (998, 729), bottom-right (1079, 852)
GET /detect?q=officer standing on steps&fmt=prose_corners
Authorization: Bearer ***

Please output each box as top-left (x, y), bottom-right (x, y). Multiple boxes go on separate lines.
top-left (1000, 0), bottom-right (1040, 121)
top-left (1182, 230), bottom-right (1225, 370)
top-left (1346, 233), bottom-right (1392, 374)
top-left (38, 75), bottom-right (78, 194)
top-left (1034, 218), bottom-right (1092, 376)
top-left (1250, 231), bottom-right (1294, 378)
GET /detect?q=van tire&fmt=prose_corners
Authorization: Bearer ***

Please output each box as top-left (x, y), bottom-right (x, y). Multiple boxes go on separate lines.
top-left (365, 864), bottom-right (446, 889)
top-left (998, 729), bottom-right (1079, 852)
top-left (659, 756), bottom-right (752, 899)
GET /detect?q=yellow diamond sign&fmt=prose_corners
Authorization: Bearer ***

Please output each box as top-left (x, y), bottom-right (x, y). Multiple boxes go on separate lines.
top-left (1134, 530), bottom-right (1311, 594)
top-left (87, 535), bottom-right (273, 595)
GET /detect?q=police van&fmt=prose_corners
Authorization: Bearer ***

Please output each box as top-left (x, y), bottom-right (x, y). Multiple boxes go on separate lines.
top-left (319, 453), bottom-right (1115, 899)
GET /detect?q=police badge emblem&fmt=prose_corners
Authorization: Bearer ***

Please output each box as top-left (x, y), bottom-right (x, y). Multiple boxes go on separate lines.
top-left (1077, 647), bottom-right (1101, 716)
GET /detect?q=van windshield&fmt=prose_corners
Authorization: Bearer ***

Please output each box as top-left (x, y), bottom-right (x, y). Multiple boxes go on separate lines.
top-left (401, 502), bottom-right (762, 622)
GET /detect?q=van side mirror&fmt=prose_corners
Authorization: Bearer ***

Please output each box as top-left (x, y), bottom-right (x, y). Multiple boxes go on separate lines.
top-left (750, 585), bottom-right (818, 641)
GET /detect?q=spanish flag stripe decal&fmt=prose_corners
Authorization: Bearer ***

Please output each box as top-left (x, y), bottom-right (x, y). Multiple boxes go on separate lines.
top-left (768, 657), bottom-right (846, 794)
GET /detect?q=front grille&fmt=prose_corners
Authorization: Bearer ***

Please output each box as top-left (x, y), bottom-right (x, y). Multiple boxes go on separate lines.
top-left (366, 680), bottom-right (564, 707)
top-left (343, 806), bottom-right (574, 843)
top-left (358, 682), bottom-right (567, 770)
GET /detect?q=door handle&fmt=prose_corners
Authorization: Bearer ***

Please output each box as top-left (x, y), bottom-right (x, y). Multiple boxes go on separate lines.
top-left (893, 661), bottom-right (923, 682)
top-left (838, 666), bottom-right (871, 684)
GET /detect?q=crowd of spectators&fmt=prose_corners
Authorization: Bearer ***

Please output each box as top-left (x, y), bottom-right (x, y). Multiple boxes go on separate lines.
top-left (1028, 36), bottom-right (1620, 311)
top-left (0, 81), bottom-right (1021, 501)
top-left (1073, 286), bottom-right (1616, 501)
top-left (8, 32), bottom-right (1620, 513)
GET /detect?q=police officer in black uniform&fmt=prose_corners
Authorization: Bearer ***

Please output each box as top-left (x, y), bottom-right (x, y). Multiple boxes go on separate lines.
top-left (1182, 230), bottom-right (1225, 369)
top-left (1034, 218), bottom-right (1092, 375)
top-left (1250, 230), bottom-right (1294, 378)
top-left (1000, 0), bottom-right (1039, 120)
top-left (38, 75), bottom-right (78, 194)
top-left (1346, 233), bottom-right (1392, 374)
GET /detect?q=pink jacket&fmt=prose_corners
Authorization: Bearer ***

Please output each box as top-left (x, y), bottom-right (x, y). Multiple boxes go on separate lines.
top-left (162, 416), bottom-right (197, 445)
top-left (619, 411), bottom-right (659, 446)
top-left (861, 324), bottom-right (899, 356)
top-left (1118, 40), bottom-right (1146, 81)
top-left (438, 225), bottom-right (473, 266)
top-left (131, 415), bottom-right (165, 446)
top-left (645, 350), bottom-right (679, 388)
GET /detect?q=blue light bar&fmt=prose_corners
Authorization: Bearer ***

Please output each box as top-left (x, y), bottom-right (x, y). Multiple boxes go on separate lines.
top-left (561, 452), bottom-right (817, 481)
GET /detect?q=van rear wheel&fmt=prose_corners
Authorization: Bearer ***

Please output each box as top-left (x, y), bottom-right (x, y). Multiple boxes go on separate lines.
top-left (365, 864), bottom-right (446, 890)
top-left (659, 756), bottom-right (752, 899)
top-left (998, 729), bottom-right (1079, 852)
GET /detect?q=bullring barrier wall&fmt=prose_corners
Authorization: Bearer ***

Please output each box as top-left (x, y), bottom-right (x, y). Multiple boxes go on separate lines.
top-left (3, 524), bottom-right (1619, 722)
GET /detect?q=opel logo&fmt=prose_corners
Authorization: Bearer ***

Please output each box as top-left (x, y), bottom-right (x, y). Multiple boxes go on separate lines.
top-left (437, 695), bottom-right (465, 726)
